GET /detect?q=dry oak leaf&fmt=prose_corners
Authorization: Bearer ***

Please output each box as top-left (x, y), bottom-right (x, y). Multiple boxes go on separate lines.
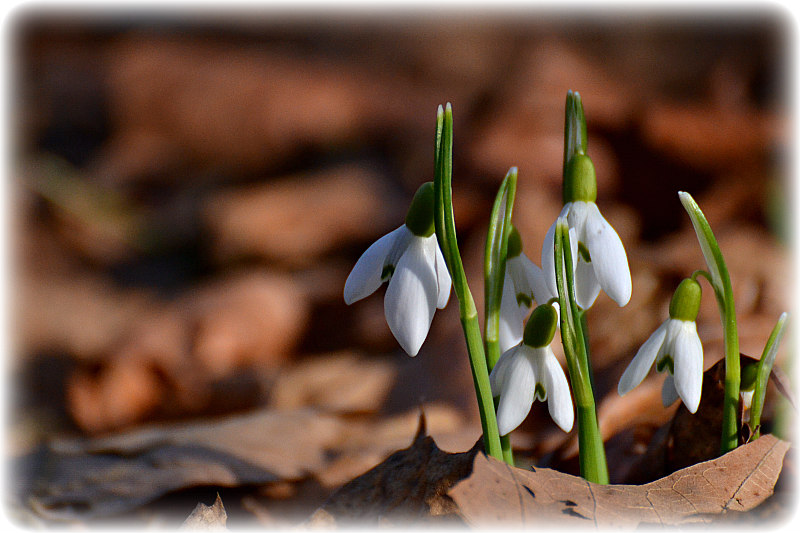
top-left (181, 493), bottom-right (227, 531)
top-left (450, 434), bottom-right (788, 528)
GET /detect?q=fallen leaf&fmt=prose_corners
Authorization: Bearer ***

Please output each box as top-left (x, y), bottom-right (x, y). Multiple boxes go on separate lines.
top-left (21, 409), bottom-right (343, 521)
top-left (181, 493), bottom-right (227, 531)
top-left (268, 351), bottom-right (397, 414)
top-left (449, 434), bottom-right (789, 527)
top-left (308, 413), bottom-right (479, 527)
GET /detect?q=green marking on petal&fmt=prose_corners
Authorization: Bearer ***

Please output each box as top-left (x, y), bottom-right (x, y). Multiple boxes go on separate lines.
top-left (516, 292), bottom-right (532, 309)
top-left (535, 382), bottom-right (547, 401)
top-left (578, 241), bottom-right (591, 263)
top-left (381, 264), bottom-right (395, 281)
top-left (657, 356), bottom-right (674, 374)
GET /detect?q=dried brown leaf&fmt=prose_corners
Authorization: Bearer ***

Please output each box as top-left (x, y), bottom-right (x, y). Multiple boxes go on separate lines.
top-left (450, 434), bottom-right (789, 527)
top-left (181, 494), bottom-right (227, 531)
top-left (308, 414), bottom-right (479, 527)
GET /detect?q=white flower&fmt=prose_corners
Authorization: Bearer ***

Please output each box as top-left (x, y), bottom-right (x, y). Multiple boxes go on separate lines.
top-left (344, 224), bottom-right (451, 356)
top-left (542, 201), bottom-right (631, 309)
top-left (498, 253), bottom-right (550, 352)
top-left (499, 228), bottom-right (578, 353)
top-left (618, 318), bottom-right (704, 413)
top-left (490, 342), bottom-right (573, 435)
top-left (490, 302), bottom-right (574, 436)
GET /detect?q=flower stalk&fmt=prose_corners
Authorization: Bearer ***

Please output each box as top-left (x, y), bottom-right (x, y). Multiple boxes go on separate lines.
top-left (484, 167), bottom-right (518, 465)
top-left (679, 192), bottom-right (740, 453)
top-left (555, 219), bottom-right (608, 484)
top-left (434, 104), bottom-right (503, 461)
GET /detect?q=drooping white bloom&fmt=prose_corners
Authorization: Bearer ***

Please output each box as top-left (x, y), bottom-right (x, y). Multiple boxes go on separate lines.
top-left (542, 201), bottom-right (631, 310)
top-left (618, 318), bottom-right (704, 413)
top-left (499, 227), bottom-right (577, 353)
top-left (490, 304), bottom-right (573, 435)
top-left (344, 224), bottom-right (451, 356)
top-left (499, 253), bottom-right (548, 353)
top-left (618, 278), bottom-right (704, 413)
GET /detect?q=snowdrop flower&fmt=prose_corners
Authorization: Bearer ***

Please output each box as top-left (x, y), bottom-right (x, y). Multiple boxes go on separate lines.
top-left (499, 225), bottom-right (576, 352)
top-left (542, 154), bottom-right (631, 310)
top-left (344, 182), bottom-right (451, 356)
top-left (490, 303), bottom-right (574, 435)
top-left (618, 278), bottom-right (704, 413)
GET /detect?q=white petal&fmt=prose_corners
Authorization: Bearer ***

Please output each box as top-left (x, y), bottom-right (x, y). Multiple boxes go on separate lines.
top-left (523, 258), bottom-right (555, 307)
top-left (432, 237), bottom-right (452, 309)
top-left (671, 320), bottom-right (703, 413)
top-left (541, 205), bottom-right (572, 299)
top-left (574, 258), bottom-right (601, 310)
top-left (384, 236), bottom-right (438, 356)
top-left (661, 374), bottom-right (680, 407)
top-left (490, 345), bottom-right (517, 397)
top-left (498, 272), bottom-right (526, 353)
top-left (507, 255), bottom-right (533, 299)
top-left (541, 347), bottom-right (574, 432)
top-left (494, 346), bottom-right (537, 436)
top-left (618, 321), bottom-right (669, 396)
top-left (582, 202), bottom-right (632, 306)
top-left (343, 226), bottom-right (404, 304)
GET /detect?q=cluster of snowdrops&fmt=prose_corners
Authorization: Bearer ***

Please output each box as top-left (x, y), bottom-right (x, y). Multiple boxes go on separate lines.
top-left (343, 91), bottom-right (787, 484)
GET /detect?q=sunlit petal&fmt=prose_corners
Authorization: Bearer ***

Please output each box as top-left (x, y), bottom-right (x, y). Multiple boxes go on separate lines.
top-left (671, 320), bottom-right (703, 413)
top-left (618, 321), bottom-right (668, 396)
top-left (541, 347), bottom-right (574, 432)
top-left (541, 205), bottom-right (572, 298)
top-left (343, 226), bottom-right (404, 304)
top-left (384, 236), bottom-right (438, 356)
top-left (661, 374), bottom-right (680, 407)
top-left (498, 273), bottom-right (527, 353)
top-left (431, 236), bottom-right (452, 309)
top-left (574, 259), bottom-right (601, 310)
top-left (582, 202), bottom-right (632, 306)
top-left (494, 347), bottom-right (537, 436)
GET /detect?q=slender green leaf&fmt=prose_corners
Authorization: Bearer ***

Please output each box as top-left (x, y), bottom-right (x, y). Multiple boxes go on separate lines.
top-left (750, 312), bottom-right (789, 439)
top-left (432, 103), bottom-right (503, 461)
top-left (484, 167), bottom-right (518, 370)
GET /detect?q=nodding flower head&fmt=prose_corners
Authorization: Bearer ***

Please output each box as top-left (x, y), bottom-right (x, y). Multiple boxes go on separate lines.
top-left (344, 182), bottom-right (451, 356)
top-left (542, 155), bottom-right (632, 310)
top-left (490, 304), bottom-right (574, 435)
top-left (618, 278), bottom-right (704, 413)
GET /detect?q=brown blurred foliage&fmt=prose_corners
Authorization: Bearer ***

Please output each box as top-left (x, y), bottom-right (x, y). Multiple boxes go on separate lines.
top-left (7, 7), bottom-right (792, 527)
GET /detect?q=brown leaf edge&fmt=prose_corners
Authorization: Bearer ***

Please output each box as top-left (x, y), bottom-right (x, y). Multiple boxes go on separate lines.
top-left (307, 411), bottom-right (481, 527)
top-left (180, 493), bottom-right (228, 530)
top-left (449, 434), bottom-right (790, 528)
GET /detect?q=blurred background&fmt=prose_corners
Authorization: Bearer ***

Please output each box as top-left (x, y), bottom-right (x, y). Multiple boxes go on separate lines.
top-left (6, 5), bottom-right (793, 527)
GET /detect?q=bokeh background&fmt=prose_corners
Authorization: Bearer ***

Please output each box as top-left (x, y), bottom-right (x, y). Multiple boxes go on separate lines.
top-left (7, 6), bottom-right (793, 527)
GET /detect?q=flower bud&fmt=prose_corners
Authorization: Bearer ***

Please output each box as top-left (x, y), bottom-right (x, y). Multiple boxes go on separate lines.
top-left (522, 304), bottom-right (558, 348)
top-left (668, 278), bottom-right (702, 322)
top-left (507, 225), bottom-right (523, 259)
top-left (562, 154), bottom-right (597, 204)
top-left (405, 182), bottom-right (435, 237)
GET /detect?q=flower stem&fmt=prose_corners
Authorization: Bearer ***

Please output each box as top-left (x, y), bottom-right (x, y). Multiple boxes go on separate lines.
top-left (483, 169), bottom-right (518, 466)
top-left (679, 192), bottom-right (740, 454)
top-left (434, 104), bottom-right (503, 461)
top-left (555, 220), bottom-right (608, 484)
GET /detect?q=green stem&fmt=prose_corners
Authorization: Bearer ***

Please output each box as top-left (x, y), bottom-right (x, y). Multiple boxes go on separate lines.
top-left (484, 169), bottom-right (518, 371)
top-left (679, 192), bottom-right (740, 454)
top-left (555, 221), bottom-right (608, 484)
top-left (434, 104), bottom-right (503, 461)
